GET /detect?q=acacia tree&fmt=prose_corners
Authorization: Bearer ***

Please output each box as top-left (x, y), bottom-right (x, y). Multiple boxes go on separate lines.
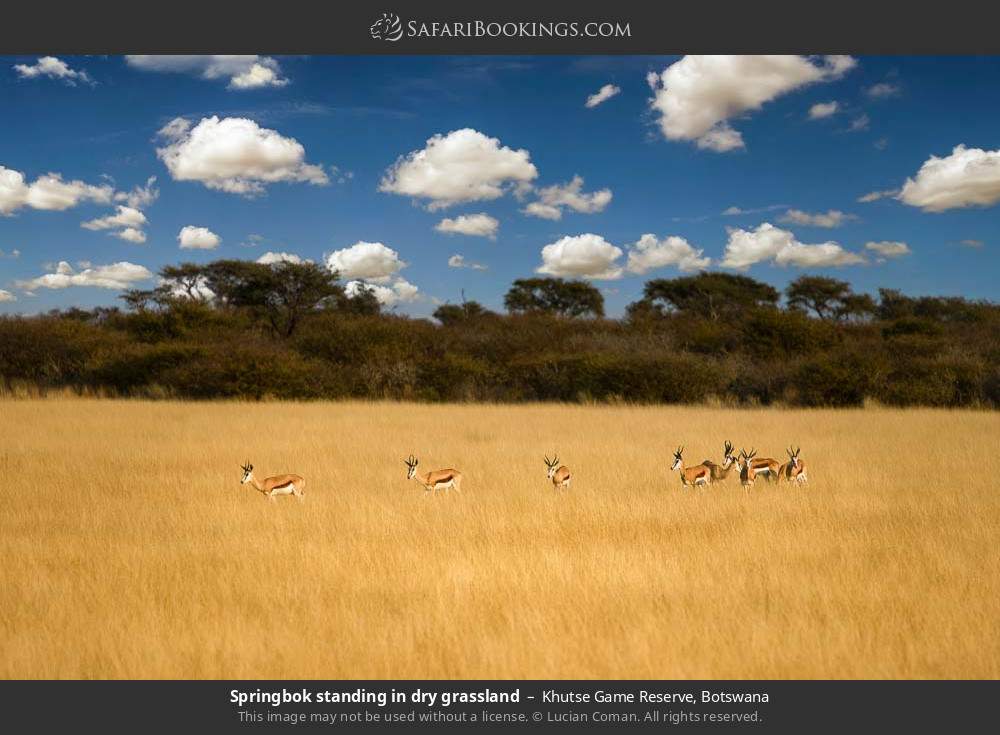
top-left (628, 272), bottom-right (779, 321)
top-left (160, 263), bottom-right (211, 302)
top-left (335, 282), bottom-right (382, 316)
top-left (786, 276), bottom-right (875, 321)
top-left (504, 278), bottom-right (604, 318)
top-left (433, 300), bottom-right (495, 326)
top-left (149, 260), bottom-right (345, 337)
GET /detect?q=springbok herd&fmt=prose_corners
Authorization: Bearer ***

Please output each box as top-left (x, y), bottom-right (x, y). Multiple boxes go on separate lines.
top-left (238, 441), bottom-right (808, 500)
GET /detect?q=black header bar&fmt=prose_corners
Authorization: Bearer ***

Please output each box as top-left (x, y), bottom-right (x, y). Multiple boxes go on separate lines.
top-left (2, 1), bottom-right (999, 55)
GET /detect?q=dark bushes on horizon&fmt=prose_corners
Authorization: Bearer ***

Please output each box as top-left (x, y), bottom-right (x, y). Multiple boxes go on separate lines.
top-left (0, 265), bottom-right (997, 407)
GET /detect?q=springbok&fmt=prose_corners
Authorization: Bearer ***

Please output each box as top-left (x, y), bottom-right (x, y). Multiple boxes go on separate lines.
top-left (747, 451), bottom-right (781, 483)
top-left (736, 448), bottom-right (759, 493)
top-left (544, 454), bottom-right (572, 490)
top-left (779, 447), bottom-right (809, 484)
top-left (405, 455), bottom-right (462, 494)
top-left (671, 446), bottom-right (711, 489)
top-left (240, 461), bottom-right (305, 501)
top-left (701, 440), bottom-right (738, 483)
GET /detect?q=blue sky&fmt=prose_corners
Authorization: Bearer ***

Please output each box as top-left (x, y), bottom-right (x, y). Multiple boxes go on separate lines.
top-left (1, 55), bottom-right (998, 316)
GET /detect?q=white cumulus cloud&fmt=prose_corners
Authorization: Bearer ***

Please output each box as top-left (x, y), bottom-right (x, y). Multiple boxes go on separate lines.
top-left (345, 278), bottom-right (419, 307)
top-left (0, 166), bottom-right (113, 215)
top-left (178, 225), bottom-right (221, 250)
top-left (585, 83), bottom-right (621, 108)
top-left (522, 202), bottom-right (563, 220)
top-left (647, 55), bottom-right (856, 152)
top-left (14, 56), bottom-right (94, 86)
top-left (256, 251), bottom-right (308, 265)
top-left (115, 176), bottom-right (159, 209)
top-left (722, 204), bottom-right (787, 217)
top-left (522, 175), bottom-right (612, 220)
top-left (0, 289), bottom-right (16, 302)
top-left (866, 82), bottom-right (900, 99)
top-left (626, 234), bottom-right (711, 274)
top-left (721, 222), bottom-right (866, 269)
top-left (82, 205), bottom-right (147, 231)
top-left (435, 213), bottom-right (499, 239)
top-left (779, 209), bottom-right (857, 228)
top-left (448, 254), bottom-right (487, 271)
top-left (325, 241), bottom-right (405, 282)
top-left (808, 101), bottom-right (839, 119)
top-left (116, 227), bottom-right (147, 244)
top-left (536, 233), bottom-right (624, 280)
top-left (229, 63), bottom-right (289, 90)
top-left (857, 188), bottom-right (898, 203)
top-left (156, 116), bottom-right (329, 196)
top-left (16, 261), bottom-right (152, 291)
top-left (848, 114), bottom-right (870, 132)
top-left (125, 55), bottom-right (288, 89)
top-left (897, 145), bottom-right (1000, 212)
top-left (379, 128), bottom-right (538, 210)
top-left (864, 241), bottom-right (910, 258)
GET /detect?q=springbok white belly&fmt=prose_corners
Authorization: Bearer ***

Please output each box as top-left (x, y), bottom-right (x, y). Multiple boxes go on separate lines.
top-left (270, 483), bottom-right (295, 496)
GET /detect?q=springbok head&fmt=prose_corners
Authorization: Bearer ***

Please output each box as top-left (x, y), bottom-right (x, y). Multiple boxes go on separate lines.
top-left (722, 440), bottom-right (735, 468)
top-left (404, 454), bottom-right (419, 480)
top-left (671, 446), bottom-right (684, 471)
top-left (787, 446), bottom-right (802, 468)
top-left (737, 448), bottom-right (757, 469)
top-left (544, 454), bottom-right (561, 479)
top-left (240, 460), bottom-right (254, 484)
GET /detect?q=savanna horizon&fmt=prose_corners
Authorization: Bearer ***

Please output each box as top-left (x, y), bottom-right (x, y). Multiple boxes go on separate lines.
top-left (2, 399), bottom-right (998, 679)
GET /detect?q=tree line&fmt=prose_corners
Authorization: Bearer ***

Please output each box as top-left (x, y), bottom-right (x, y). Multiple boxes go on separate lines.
top-left (1, 258), bottom-right (997, 407)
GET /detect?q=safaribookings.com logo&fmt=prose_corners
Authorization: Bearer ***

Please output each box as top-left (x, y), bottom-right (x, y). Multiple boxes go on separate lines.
top-left (370, 13), bottom-right (404, 41)
top-left (370, 13), bottom-right (631, 42)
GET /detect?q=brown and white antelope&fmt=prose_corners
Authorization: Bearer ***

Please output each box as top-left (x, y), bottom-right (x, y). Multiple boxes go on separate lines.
top-left (778, 446), bottom-right (808, 484)
top-left (671, 446), bottom-right (711, 489)
top-left (404, 455), bottom-right (463, 494)
top-left (701, 440), bottom-right (738, 483)
top-left (240, 461), bottom-right (305, 501)
top-left (747, 451), bottom-right (781, 483)
top-left (736, 448), bottom-right (759, 492)
top-left (544, 454), bottom-right (572, 490)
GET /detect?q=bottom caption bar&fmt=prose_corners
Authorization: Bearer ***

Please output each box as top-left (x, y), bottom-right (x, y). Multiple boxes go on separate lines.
top-left (2, 680), bottom-right (996, 732)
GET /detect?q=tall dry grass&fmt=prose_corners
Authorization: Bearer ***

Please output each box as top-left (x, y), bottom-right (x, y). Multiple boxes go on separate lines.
top-left (1, 399), bottom-right (997, 679)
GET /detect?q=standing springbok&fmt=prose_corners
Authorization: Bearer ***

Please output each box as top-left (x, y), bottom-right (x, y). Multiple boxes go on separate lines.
top-left (671, 446), bottom-right (711, 489)
top-left (778, 447), bottom-right (809, 484)
top-left (747, 451), bottom-right (781, 483)
top-left (404, 455), bottom-right (462, 494)
top-left (544, 454), bottom-right (572, 490)
top-left (701, 440), bottom-right (738, 483)
top-left (240, 461), bottom-right (305, 501)
top-left (736, 448), bottom-right (759, 493)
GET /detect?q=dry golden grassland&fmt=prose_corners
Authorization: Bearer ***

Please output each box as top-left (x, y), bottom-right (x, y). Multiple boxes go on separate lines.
top-left (1, 399), bottom-right (998, 679)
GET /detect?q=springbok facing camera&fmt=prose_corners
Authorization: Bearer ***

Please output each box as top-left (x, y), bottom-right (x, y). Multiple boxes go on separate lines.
top-left (405, 455), bottom-right (463, 494)
top-left (544, 454), bottom-right (572, 490)
top-left (736, 448), bottom-right (758, 493)
top-left (240, 461), bottom-right (305, 501)
top-left (671, 446), bottom-right (711, 489)
top-left (701, 440), bottom-right (738, 483)
top-left (779, 447), bottom-right (809, 484)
